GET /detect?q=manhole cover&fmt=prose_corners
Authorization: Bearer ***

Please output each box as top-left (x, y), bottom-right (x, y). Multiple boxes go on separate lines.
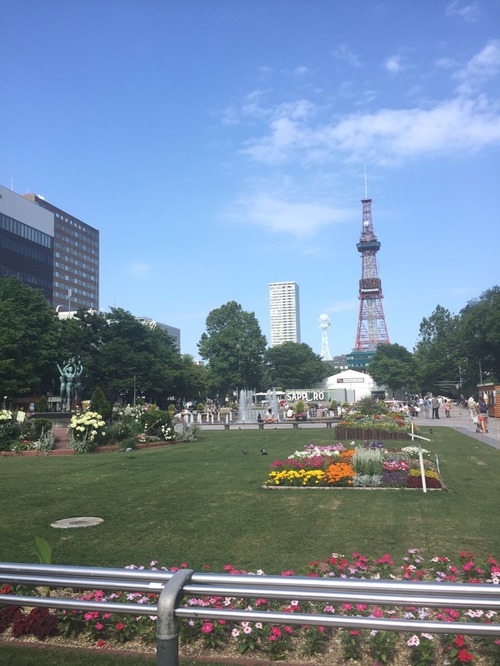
top-left (50, 517), bottom-right (104, 529)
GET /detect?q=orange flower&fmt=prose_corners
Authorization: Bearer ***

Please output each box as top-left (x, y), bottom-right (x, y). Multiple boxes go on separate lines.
top-left (326, 462), bottom-right (354, 485)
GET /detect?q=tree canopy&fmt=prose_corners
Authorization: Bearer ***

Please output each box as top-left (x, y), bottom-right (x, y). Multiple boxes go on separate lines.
top-left (265, 342), bottom-right (330, 388)
top-left (0, 277), bottom-right (58, 397)
top-left (369, 343), bottom-right (416, 397)
top-left (198, 301), bottom-right (267, 399)
top-left (413, 305), bottom-right (462, 395)
top-left (459, 286), bottom-right (500, 385)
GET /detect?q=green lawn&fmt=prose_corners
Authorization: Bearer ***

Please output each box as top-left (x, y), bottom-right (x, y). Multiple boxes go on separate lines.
top-left (0, 644), bottom-right (226, 665)
top-left (0, 427), bottom-right (499, 573)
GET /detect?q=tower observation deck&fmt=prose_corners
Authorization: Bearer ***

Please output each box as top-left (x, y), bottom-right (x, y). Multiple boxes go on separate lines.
top-left (353, 198), bottom-right (390, 351)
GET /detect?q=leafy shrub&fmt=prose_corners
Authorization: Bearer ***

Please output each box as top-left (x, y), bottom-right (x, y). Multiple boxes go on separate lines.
top-left (140, 409), bottom-right (172, 439)
top-left (354, 396), bottom-right (388, 415)
top-left (196, 403), bottom-right (205, 412)
top-left (90, 387), bottom-right (111, 421)
top-left (35, 396), bottom-right (49, 412)
top-left (173, 421), bottom-right (199, 442)
top-left (0, 412), bottom-right (20, 451)
top-left (33, 429), bottom-right (55, 453)
top-left (31, 418), bottom-right (53, 440)
top-left (106, 417), bottom-right (140, 442)
top-left (120, 436), bottom-right (137, 450)
top-left (295, 400), bottom-right (305, 413)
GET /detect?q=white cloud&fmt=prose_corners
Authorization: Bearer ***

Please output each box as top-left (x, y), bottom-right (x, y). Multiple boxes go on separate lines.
top-left (236, 43), bottom-right (500, 167)
top-left (241, 96), bottom-right (500, 166)
top-left (293, 66), bottom-right (310, 76)
top-left (331, 44), bottom-right (362, 68)
top-left (446, 0), bottom-right (481, 23)
top-left (454, 40), bottom-right (500, 95)
top-left (228, 193), bottom-right (351, 239)
top-left (383, 54), bottom-right (405, 75)
top-left (128, 261), bottom-right (151, 277)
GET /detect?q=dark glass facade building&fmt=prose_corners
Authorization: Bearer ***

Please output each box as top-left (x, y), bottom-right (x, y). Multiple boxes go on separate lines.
top-left (23, 193), bottom-right (99, 311)
top-left (0, 185), bottom-right (99, 311)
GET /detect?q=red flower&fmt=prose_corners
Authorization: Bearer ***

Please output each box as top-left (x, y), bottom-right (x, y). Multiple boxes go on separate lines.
top-left (115, 622), bottom-right (125, 630)
top-left (458, 647), bottom-right (473, 662)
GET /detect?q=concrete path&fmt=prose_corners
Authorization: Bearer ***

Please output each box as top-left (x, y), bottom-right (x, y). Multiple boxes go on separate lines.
top-left (200, 406), bottom-right (500, 451)
top-left (409, 405), bottom-right (500, 451)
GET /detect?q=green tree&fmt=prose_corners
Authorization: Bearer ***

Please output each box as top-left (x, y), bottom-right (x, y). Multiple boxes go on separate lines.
top-left (265, 342), bottom-right (331, 388)
top-left (413, 305), bottom-right (462, 395)
top-left (369, 343), bottom-right (416, 397)
top-left (57, 308), bottom-right (182, 406)
top-left (174, 354), bottom-right (209, 406)
top-left (96, 309), bottom-right (181, 406)
top-left (0, 277), bottom-right (58, 397)
top-left (198, 301), bottom-right (267, 400)
top-left (459, 286), bottom-right (500, 385)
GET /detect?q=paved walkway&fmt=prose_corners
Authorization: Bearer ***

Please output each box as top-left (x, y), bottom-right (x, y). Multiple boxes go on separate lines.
top-left (201, 406), bottom-right (500, 451)
top-left (408, 405), bottom-right (500, 451)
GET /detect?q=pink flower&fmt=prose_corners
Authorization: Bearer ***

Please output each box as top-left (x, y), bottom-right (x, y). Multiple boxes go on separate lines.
top-left (201, 622), bottom-right (213, 634)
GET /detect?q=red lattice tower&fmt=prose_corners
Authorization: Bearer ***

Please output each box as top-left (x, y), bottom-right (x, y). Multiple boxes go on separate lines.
top-left (354, 198), bottom-right (390, 350)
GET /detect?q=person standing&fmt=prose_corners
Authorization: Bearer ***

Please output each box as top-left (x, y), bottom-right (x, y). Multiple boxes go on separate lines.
top-left (467, 396), bottom-right (476, 421)
top-left (431, 396), bottom-right (440, 419)
top-left (423, 396), bottom-right (431, 418)
top-left (477, 399), bottom-right (488, 433)
top-left (444, 400), bottom-right (451, 418)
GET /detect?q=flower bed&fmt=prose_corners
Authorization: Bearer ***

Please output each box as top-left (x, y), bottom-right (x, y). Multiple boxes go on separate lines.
top-left (1, 550), bottom-right (499, 664)
top-left (336, 427), bottom-right (412, 441)
top-left (263, 442), bottom-right (443, 489)
top-left (336, 413), bottom-right (415, 440)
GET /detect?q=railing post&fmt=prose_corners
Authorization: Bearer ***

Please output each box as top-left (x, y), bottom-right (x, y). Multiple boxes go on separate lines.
top-left (156, 568), bottom-right (193, 666)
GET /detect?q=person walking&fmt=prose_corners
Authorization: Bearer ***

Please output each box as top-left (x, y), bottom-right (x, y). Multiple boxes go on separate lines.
top-left (431, 396), bottom-right (440, 419)
top-left (477, 399), bottom-right (488, 433)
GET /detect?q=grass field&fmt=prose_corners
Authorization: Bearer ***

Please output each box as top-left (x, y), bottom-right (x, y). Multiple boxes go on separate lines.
top-left (0, 427), bottom-right (499, 574)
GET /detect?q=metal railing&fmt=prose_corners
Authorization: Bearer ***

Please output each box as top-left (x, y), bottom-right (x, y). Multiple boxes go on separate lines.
top-left (1, 562), bottom-right (499, 665)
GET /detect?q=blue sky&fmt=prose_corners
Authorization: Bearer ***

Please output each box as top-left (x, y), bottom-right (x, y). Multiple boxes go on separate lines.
top-left (2, 0), bottom-right (500, 360)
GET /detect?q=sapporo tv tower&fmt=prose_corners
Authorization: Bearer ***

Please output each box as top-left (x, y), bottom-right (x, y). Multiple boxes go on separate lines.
top-left (353, 184), bottom-right (390, 352)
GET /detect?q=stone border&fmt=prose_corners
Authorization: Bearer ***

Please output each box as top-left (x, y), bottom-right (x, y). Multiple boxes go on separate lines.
top-left (261, 485), bottom-right (444, 491)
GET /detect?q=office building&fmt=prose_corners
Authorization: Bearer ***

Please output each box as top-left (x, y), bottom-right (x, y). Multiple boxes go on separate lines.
top-left (269, 281), bottom-right (300, 347)
top-left (0, 185), bottom-right (99, 311)
top-left (23, 192), bottom-right (99, 311)
top-left (0, 185), bottom-right (55, 302)
top-left (136, 316), bottom-right (181, 351)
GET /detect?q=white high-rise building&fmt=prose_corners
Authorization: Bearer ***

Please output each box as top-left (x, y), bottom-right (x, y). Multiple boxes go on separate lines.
top-left (269, 281), bottom-right (301, 347)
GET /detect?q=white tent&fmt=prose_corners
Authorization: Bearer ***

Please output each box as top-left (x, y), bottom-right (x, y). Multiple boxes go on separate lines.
top-left (319, 369), bottom-right (375, 403)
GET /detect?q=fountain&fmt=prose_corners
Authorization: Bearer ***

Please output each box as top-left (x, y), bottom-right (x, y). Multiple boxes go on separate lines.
top-left (238, 389), bottom-right (256, 423)
top-left (266, 388), bottom-right (280, 421)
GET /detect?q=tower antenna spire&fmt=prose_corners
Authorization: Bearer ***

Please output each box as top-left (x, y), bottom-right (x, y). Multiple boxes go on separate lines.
top-left (364, 164), bottom-right (368, 199)
top-left (353, 195), bottom-right (390, 351)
